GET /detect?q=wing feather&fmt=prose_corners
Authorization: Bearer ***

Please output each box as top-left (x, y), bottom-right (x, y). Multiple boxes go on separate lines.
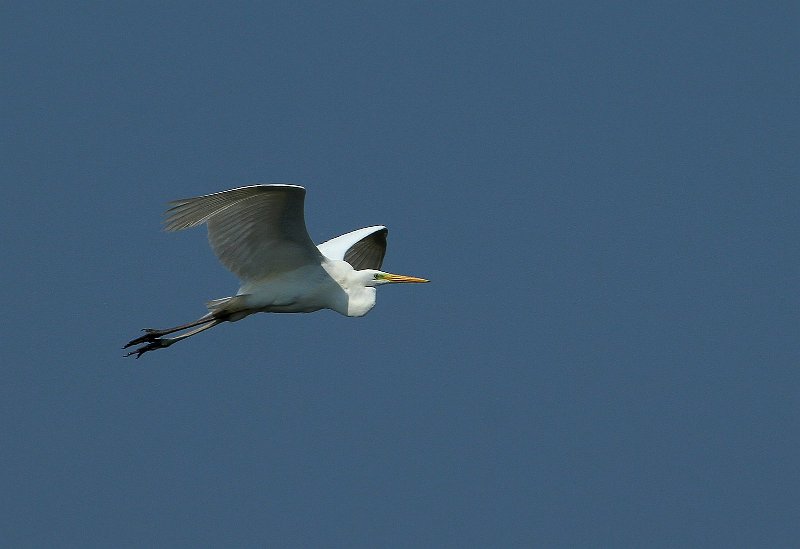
top-left (317, 226), bottom-right (388, 270)
top-left (164, 184), bottom-right (321, 281)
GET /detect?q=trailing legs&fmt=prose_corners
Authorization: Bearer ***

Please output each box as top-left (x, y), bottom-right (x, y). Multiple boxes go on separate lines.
top-left (123, 314), bottom-right (223, 358)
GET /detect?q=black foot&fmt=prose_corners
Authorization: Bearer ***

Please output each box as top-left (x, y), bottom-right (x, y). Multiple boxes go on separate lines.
top-left (123, 328), bottom-right (166, 349)
top-left (124, 338), bottom-right (171, 358)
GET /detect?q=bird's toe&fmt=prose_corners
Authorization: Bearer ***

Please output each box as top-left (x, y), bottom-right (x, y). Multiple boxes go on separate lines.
top-left (124, 330), bottom-right (163, 348)
top-left (124, 338), bottom-right (171, 358)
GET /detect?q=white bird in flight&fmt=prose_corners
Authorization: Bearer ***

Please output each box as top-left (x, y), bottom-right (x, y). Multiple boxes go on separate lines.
top-left (124, 184), bottom-right (429, 358)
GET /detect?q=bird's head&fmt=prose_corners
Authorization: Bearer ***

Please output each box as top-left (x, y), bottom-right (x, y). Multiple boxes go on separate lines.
top-left (360, 269), bottom-right (430, 287)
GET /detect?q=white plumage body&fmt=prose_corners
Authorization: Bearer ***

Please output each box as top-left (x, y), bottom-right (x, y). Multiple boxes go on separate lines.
top-left (233, 259), bottom-right (376, 317)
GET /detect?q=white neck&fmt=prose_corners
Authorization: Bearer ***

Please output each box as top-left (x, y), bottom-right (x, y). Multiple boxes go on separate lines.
top-left (322, 260), bottom-right (379, 317)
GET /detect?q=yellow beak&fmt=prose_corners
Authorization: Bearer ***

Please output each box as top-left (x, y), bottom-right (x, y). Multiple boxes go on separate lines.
top-left (383, 273), bottom-right (430, 283)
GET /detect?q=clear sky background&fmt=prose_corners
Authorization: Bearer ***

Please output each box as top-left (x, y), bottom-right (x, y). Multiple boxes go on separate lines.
top-left (2, 2), bottom-right (797, 547)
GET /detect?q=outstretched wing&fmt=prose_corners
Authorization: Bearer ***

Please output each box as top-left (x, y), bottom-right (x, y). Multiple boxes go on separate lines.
top-left (164, 184), bottom-right (322, 281)
top-left (317, 225), bottom-right (388, 270)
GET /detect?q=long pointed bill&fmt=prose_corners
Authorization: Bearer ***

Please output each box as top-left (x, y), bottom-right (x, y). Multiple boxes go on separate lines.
top-left (382, 273), bottom-right (430, 283)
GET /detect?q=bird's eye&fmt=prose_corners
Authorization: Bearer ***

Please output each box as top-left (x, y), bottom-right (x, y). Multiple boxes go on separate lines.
top-left (373, 273), bottom-right (381, 280)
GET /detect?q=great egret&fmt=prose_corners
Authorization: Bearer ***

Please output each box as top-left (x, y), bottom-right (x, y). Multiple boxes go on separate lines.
top-left (124, 184), bottom-right (428, 358)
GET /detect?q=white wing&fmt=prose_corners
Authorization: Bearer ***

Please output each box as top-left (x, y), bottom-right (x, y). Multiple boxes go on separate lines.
top-left (317, 225), bottom-right (388, 270)
top-left (164, 184), bottom-right (322, 281)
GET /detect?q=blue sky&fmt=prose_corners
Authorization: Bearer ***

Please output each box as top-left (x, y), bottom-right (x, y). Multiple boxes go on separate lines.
top-left (2, 2), bottom-right (797, 546)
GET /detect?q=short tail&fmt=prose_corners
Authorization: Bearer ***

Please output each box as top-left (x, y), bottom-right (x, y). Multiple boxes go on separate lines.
top-left (206, 295), bottom-right (252, 321)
